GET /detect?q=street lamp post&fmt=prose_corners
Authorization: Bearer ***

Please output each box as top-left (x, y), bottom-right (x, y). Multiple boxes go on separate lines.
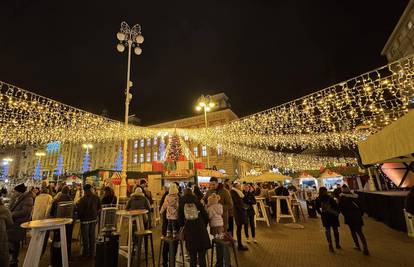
top-left (116, 21), bottom-right (144, 198)
top-left (195, 95), bottom-right (216, 168)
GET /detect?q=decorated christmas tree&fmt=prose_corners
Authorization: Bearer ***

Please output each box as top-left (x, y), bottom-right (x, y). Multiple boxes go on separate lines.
top-left (167, 135), bottom-right (184, 161)
top-left (114, 146), bottom-right (123, 171)
top-left (33, 159), bottom-right (42, 180)
top-left (56, 155), bottom-right (64, 177)
top-left (81, 150), bottom-right (91, 173)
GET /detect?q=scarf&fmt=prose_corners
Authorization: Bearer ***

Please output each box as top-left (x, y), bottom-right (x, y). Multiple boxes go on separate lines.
top-left (231, 187), bottom-right (245, 198)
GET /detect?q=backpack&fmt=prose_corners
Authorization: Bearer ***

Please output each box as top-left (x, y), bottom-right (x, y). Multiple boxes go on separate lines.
top-left (321, 200), bottom-right (339, 216)
top-left (184, 203), bottom-right (199, 220)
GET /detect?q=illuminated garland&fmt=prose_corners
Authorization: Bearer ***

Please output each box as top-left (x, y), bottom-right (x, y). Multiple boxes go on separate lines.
top-left (1, 55), bottom-right (413, 171)
top-left (178, 56), bottom-right (414, 150)
top-left (0, 81), bottom-right (172, 146)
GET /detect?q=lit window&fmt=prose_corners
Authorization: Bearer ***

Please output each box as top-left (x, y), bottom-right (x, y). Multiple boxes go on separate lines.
top-left (134, 140), bottom-right (139, 149)
top-left (133, 153), bottom-right (138, 163)
top-left (140, 154), bottom-right (144, 163)
top-left (153, 138), bottom-right (158, 145)
top-left (140, 139), bottom-right (144, 148)
top-left (146, 152), bottom-right (151, 162)
top-left (153, 152), bottom-right (158, 161)
top-left (193, 147), bottom-right (199, 157)
top-left (147, 138), bottom-right (151, 146)
top-left (202, 146), bottom-right (207, 157)
top-left (217, 146), bottom-right (223, 156)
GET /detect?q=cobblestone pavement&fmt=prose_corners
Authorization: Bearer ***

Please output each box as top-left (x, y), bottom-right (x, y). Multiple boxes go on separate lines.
top-left (21, 212), bottom-right (414, 267)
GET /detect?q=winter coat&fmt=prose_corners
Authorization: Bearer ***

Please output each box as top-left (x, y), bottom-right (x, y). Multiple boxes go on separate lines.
top-left (178, 194), bottom-right (211, 252)
top-left (339, 192), bottom-right (364, 227)
top-left (126, 193), bottom-right (152, 227)
top-left (126, 193), bottom-right (151, 211)
top-left (50, 193), bottom-right (73, 217)
top-left (207, 203), bottom-right (224, 227)
top-left (32, 193), bottom-right (53, 220)
top-left (0, 204), bottom-right (13, 267)
top-left (77, 192), bottom-right (101, 222)
top-left (101, 195), bottom-right (117, 206)
top-left (315, 195), bottom-right (340, 228)
top-left (7, 191), bottom-right (34, 242)
top-left (160, 193), bottom-right (179, 220)
top-left (230, 188), bottom-right (248, 226)
top-left (203, 188), bottom-right (233, 229)
top-left (243, 191), bottom-right (257, 216)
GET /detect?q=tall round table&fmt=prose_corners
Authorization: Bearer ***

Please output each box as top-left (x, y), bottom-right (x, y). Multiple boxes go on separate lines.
top-left (21, 218), bottom-right (73, 267)
top-left (117, 209), bottom-right (148, 267)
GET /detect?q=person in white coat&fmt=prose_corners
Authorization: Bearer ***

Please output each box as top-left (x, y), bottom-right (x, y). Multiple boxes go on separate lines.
top-left (32, 187), bottom-right (53, 220)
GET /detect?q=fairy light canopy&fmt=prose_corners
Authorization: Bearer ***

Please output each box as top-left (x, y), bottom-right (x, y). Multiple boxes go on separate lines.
top-left (1, 55), bottom-right (413, 170)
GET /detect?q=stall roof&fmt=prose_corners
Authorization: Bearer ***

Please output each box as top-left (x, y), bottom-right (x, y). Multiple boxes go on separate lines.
top-left (358, 110), bottom-right (414, 165)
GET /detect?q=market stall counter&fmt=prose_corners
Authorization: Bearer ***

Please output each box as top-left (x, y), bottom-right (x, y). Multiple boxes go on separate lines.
top-left (357, 191), bottom-right (408, 232)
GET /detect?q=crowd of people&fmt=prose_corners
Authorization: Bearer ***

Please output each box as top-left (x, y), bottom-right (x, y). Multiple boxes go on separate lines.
top-left (2, 177), bottom-right (414, 267)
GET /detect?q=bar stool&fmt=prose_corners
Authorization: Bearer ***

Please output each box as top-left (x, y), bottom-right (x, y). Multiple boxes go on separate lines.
top-left (291, 199), bottom-right (306, 222)
top-left (254, 196), bottom-right (271, 227)
top-left (158, 236), bottom-right (185, 267)
top-left (133, 230), bottom-right (156, 267)
top-left (272, 196), bottom-right (296, 223)
top-left (117, 209), bottom-right (148, 267)
top-left (210, 238), bottom-right (239, 267)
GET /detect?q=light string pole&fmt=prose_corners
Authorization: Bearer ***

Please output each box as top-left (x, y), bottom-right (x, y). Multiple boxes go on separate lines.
top-left (195, 95), bottom-right (215, 168)
top-left (116, 21), bottom-right (144, 198)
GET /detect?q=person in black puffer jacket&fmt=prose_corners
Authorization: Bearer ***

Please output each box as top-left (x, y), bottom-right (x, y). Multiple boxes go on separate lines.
top-left (126, 187), bottom-right (152, 228)
top-left (315, 187), bottom-right (340, 253)
top-left (243, 183), bottom-right (257, 243)
top-left (339, 184), bottom-right (369, 255)
top-left (178, 188), bottom-right (211, 267)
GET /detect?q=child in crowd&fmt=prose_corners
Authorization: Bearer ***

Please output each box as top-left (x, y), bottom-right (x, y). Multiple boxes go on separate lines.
top-left (207, 193), bottom-right (224, 238)
top-left (160, 184), bottom-right (180, 238)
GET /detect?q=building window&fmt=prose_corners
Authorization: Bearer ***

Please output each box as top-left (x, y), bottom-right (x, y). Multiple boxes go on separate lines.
top-left (140, 139), bottom-right (144, 148)
top-left (153, 138), bottom-right (158, 145)
top-left (140, 154), bottom-right (144, 163)
top-left (133, 153), bottom-right (138, 163)
top-left (217, 146), bottom-right (223, 156)
top-left (134, 140), bottom-right (139, 149)
top-left (146, 152), bottom-right (151, 162)
top-left (202, 146), bottom-right (207, 157)
top-left (147, 138), bottom-right (151, 146)
top-left (153, 152), bottom-right (158, 161)
top-left (193, 147), bottom-right (199, 157)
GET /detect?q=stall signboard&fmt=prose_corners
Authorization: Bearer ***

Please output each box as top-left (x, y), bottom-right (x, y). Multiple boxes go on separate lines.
top-left (197, 169), bottom-right (226, 178)
top-left (164, 169), bottom-right (194, 178)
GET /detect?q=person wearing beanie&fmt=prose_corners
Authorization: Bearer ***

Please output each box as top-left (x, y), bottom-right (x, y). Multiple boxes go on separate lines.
top-left (207, 193), bottom-right (224, 237)
top-left (126, 187), bottom-right (152, 228)
top-left (160, 184), bottom-right (180, 238)
top-left (8, 183), bottom-right (34, 266)
top-left (202, 177), bottom-right (233, 235)
top-left (77, 184), bottom-right (101, 257)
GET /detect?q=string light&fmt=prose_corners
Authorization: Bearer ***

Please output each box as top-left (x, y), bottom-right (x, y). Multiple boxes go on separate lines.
top-left (1, 55), bottom-right (413, 171)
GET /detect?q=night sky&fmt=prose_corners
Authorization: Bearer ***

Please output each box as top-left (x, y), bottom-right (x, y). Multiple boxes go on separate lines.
top-left (0, 0), bottom-right (408, 125)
